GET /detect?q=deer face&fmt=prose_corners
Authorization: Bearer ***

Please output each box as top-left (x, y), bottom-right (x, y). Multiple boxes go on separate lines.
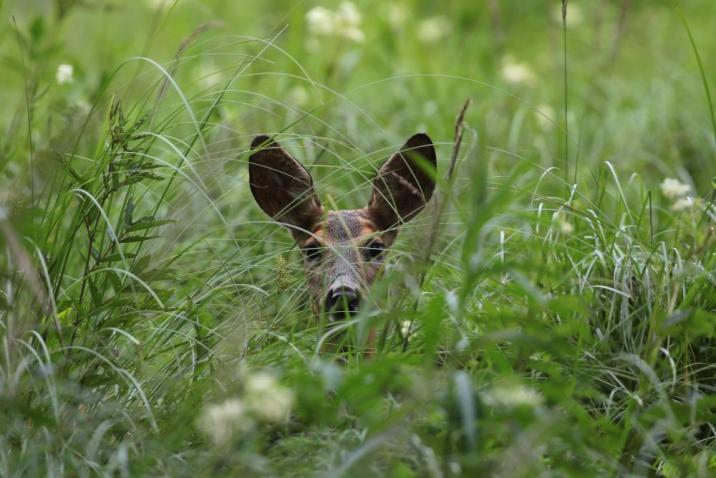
top-left (248, 133), bottom-right (436, 319)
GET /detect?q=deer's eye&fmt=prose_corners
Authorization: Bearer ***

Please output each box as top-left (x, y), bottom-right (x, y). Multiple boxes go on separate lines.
top-left (363, 239), bottom-right (385, 261)
top-left (303, 244), bottom-right (323, 263)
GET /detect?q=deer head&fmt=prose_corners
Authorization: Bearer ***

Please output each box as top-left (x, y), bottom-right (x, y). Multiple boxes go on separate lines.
top-left (249, 133), bottom-right (436, 319)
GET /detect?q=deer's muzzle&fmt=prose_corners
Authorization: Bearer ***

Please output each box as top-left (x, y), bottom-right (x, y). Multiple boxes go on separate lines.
top-left (325, 286), bottom-right (361, 319)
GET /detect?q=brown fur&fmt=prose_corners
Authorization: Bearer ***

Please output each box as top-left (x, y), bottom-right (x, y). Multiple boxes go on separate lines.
top-left (249, 133), bottom-right (436, 322)
top-left (301, 209), bottom-right (385, 312)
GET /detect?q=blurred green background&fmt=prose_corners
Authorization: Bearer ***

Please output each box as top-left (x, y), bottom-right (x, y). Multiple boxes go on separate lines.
top-left (1, 0), bottom-right (716, 476)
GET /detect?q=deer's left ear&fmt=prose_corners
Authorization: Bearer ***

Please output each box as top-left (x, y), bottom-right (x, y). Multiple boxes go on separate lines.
top-left (366, 133), bottom-right (437, 231)
top-left (249, 135), bottom-right (323, 240)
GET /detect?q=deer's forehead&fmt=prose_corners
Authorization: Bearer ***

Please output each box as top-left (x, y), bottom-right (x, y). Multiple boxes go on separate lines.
top-left (311, 210), bottom-right (376, 243)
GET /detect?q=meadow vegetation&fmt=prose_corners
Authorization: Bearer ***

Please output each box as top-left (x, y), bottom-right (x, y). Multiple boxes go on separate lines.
top-left (1, 0), bottom-right (715, 476)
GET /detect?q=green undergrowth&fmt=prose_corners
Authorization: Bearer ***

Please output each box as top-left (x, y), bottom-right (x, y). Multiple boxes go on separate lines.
top-left (1, 1), bottom-right (715, 476)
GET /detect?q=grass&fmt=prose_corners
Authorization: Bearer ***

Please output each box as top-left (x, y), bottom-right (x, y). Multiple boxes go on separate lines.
top-left (1, 0), bottom-right (716, 476)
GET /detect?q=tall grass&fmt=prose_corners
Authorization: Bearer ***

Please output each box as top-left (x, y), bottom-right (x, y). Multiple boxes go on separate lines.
top-left (1, 0), bottom-right (715, 476)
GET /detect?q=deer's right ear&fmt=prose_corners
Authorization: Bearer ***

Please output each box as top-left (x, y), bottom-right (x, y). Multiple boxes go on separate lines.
top-left (249, 135), bottom-right (323, 240)
top-left (366, 133), bottom-right (437, 232)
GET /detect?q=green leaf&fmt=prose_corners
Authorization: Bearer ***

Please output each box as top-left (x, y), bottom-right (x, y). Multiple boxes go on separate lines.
top-left (119, 235), bottom-right (160, 243)
top-left (124, 198), bottom-right (135, 226)
top-left (30, 16), bottom-right (44, 41)
top-left (57, 307), bottom-right (75, 327)
top-left (136, 172), bottom-right (164, 181)
top-left (108, 271), bottom-right (122, 292)
top-left (132, 255), bottom-right (152, 274)
top-left (98, 253), bottom-right (137, 262)
top-left (142, 268), bottom-right (176, 281)
top-left (420, 294), bottom-right (445, 361)
top-left (88, 278), bottom-right (102, 307)
top-left (124, 218), bottom-right (174, 233)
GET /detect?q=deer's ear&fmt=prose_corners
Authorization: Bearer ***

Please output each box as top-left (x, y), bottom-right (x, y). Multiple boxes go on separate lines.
top-left (366, 133), bottom-right (437, 231)
top-left (249, 135), bottom-right (323, 239)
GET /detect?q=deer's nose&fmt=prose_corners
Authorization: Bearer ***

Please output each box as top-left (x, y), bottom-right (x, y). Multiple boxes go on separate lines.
top-left (325, 287), bottom-right (361, 317)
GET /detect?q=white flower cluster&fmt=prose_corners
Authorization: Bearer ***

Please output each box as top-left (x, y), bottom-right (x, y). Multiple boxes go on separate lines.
top-left (287, 86), bottom-right (309, 107)
top-left (482, 384), bottom-right (543, 409)
top-left (670, 197), bottom-right (695, 212)
top-left (306, 2), bottom-right (364, 43)
top-left (552, 209), bottom-right (574, 234)
top-left (660, 177), bottom-right (690, 199)
top-left (243, 372), bottom-right (295, 423)
top-left (400, 320), bottom-right (413, 341)
top-left (660, 177), bottom-right (695, 211)
top-left (56, 64), bottom-right (74, 85)
top-left (416, 16), bottom-right (449, 43)
top-left (387, 3), bottom-right (409, 29)
top-left (197, 398), bottom-right (250, 446)
top-left (501, 56), bottom-right (535, 86)
top-left (197, 371), bottom-right (294, 446)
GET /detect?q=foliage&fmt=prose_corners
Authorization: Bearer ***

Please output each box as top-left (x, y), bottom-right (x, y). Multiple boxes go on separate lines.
top-left (1, 0), bottom-right (715, 476)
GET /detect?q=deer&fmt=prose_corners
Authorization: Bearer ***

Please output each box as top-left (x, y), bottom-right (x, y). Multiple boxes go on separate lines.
top-left (248, 133), bottom-right (436, 331)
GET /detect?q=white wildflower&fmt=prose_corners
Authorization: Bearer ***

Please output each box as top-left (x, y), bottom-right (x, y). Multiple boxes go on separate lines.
top-left (660, 177), bottom-right (690, 199)
top-left (288, 86), bottom-right (309, 106)
top-left (671, 196), bottom-right (695, 212)
top-left (388, 3), bottom-right (409, 28)
top-left (535, 104), bottom-right (555, 130)
top-left (196, 61), bottom-right (220, 89)
top-left (449, 461), bottom-right (462, 475)
top-left (244, 372), bottom-right (294, 423)
top-left (306, 2), bottom-right (364, 43)
top-left (306, 6), bottom-right (336, 35)
top-left (342, 25), bottom-right (365, 43)
top-left (501, 56), bottom-right (535, 86)
top-left (456, 334), bottom-right (470, 352)
top-left (417, 16), bottom-right (449, 43)
top-left (552, 209), bottom-right (574, 234)
top-left (337, 2), bottom-right (361, 26)
top-left (56, 64), bottom-right (74, 85)
top-left (197, 398), bottom-right (252, 446)
top-left (400, 320), bottom-right (412, 339)
top-left (445, 290), bottom-right (458, 314)
top-left (336, 2), bottom-right (364, 42)
top-left (482, 384), bottom-right (543, 409)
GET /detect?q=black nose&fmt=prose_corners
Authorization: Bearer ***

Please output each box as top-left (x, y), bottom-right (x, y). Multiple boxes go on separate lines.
top-left (325, 287), bottom-right (361, 317)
